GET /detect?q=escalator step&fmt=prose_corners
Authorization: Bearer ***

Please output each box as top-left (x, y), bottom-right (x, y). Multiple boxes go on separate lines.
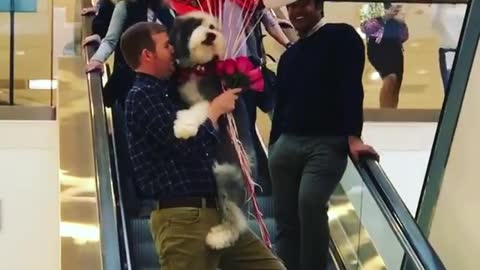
top-left (132, 242), bottom-right (161, 269)
top-left (129, 218), bottom-right (154, 243)
top-left (248, 217), bottom-right (277, 243)
top-left (251, 196), bottom-right (275, 218)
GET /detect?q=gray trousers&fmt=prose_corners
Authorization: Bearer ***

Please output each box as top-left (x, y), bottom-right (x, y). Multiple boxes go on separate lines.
top-left (268, 135), bottom-right (348, 270)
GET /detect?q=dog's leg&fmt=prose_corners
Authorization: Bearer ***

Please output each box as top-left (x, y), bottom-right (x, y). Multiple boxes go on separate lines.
top-left (206, 200), bottom-right (248, 250)
top-left (173, 101), bottom-right (210, 139)
top-left (206, 163), bottom-right (248, 250)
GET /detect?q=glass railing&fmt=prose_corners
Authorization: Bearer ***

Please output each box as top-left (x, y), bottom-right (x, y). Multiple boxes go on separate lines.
top-left (0, 0), bottom-right (56, 107)
top-left (329, 155), bottom-right (445, 270)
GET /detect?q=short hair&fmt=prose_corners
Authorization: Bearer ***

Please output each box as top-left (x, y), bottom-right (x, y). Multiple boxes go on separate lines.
top-left (120, 22), bottom-right (167, 69)
top-left (384, 2), bottom-right (392, 9)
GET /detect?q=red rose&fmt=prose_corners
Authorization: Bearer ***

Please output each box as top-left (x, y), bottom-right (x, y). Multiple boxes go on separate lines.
top-left (224, 59), bottom-right (237, 76)
top-left (236, 56), bottom-right (255, 73)
top-left (246, 67), bottom-right (262, 82)
top-left (250, 78), bottom-right (265, 92)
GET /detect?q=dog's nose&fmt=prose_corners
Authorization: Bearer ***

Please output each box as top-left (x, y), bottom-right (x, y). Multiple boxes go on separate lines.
top-left (203, 32), bottom-right (217, 45)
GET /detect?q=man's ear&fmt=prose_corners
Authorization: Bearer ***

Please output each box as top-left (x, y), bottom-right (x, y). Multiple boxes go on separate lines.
top-left (141, 48), bottom-right (152, 62)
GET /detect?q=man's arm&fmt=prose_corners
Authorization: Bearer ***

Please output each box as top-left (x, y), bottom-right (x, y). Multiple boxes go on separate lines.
top-left (338, 25), bottom-right (365, 138)
top-left (269, 55), bottom-right (287, 146)
top-left (130, 89), bottom-right (219, 157)
top-left (338, 25), bottom-right (379, 160)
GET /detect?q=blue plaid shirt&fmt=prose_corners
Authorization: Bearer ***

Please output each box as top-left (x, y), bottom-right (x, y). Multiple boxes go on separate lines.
top-left (125, 73), bottom-right (219, 199)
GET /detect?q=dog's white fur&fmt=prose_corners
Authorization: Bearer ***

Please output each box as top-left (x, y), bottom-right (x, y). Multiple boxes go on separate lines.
top-left (171, 12), bottom-right (248, 250)
top-left (206, 163), bottom-right (248, 249)
top-left (174, 11), bottom-right (226, 139)
top-left (188, 11), bottom-right (226, 65)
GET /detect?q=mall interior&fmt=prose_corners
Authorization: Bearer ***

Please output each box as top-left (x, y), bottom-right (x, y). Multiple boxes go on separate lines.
top-left (0, 0), bottom-right (479, 269)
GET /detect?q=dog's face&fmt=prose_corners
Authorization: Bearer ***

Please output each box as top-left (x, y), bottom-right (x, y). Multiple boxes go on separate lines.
top-left (170, 12), bottom-right (226, 67)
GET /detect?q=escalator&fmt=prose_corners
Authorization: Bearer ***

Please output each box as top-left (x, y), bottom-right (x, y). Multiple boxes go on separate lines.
top-left (81, 13), bottom-right (445, 270)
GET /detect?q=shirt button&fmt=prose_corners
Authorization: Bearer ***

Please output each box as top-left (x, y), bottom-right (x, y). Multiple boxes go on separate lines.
top-left (206, 153), bottom-right (209, 157)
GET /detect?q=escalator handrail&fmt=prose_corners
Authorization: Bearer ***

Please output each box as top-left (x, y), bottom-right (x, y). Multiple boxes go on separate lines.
top-left (82, 11), bottom-right (122, 270)
top-left (354, 155), bottom-right (446, 270)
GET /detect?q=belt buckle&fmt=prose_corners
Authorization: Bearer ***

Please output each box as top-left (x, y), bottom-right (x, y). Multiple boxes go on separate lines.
top-left (201, 197), bottom-right (207, 208)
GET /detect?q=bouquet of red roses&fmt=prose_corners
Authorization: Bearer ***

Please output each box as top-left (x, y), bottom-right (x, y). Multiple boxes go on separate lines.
top-left (216, 56), bottom-right (264, 92)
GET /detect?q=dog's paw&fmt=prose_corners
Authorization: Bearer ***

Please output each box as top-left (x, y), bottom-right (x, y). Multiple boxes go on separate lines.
top-left (173, 120), bottom-right (199, 139)
top-left (174, 109), bottom-right (201, 139)
top-left (206, 226), bottom-right (237, 250)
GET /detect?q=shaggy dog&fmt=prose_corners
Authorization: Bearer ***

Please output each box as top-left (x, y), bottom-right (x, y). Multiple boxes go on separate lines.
top-left (169, 11), bottom-right (255, 250)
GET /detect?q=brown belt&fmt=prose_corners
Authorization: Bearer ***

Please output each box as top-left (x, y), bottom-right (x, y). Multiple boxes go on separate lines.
top-left (157, 196), bottom-right (217, 209)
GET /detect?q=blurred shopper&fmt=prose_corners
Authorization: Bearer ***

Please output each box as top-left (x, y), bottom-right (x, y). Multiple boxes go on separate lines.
top-left (431, 4), bottom-right (466, 96)
top-left (265, 0), bottom-right (378, 269)
top-left (83, 0), bottom-right (117, 46)
top-left (85, 0), bottom-right (175, 107)
top-left (362, 3), bottom-right (409, 108)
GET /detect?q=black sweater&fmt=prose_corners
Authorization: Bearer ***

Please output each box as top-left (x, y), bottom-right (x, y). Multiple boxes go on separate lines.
top-left (269, 23), bottom-right (365, 145)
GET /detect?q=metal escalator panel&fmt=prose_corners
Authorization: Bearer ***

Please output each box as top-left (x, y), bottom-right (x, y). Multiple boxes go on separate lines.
top-left (328, 157), bottom-right (445, 270)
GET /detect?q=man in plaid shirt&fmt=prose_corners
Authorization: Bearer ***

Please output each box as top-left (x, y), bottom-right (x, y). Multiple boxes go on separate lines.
top-left (121, 22), bottom-right (284, 270)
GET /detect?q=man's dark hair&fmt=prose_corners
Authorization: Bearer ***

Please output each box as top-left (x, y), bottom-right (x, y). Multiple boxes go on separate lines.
top-left (120, 22), bottom-right (167, 69)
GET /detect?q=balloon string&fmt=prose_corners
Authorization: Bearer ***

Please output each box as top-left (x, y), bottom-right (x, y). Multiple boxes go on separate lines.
top-left (195, 0), bottom-right (205, 12)
top-left (233, 9), bottom-right (265, 57)
top-left (222, 83), bottom-right (272, 249)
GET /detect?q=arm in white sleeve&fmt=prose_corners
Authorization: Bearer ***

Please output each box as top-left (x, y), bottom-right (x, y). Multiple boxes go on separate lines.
top-left (262, 9), bottom-right (290, 47)
top-left (91, 1), bottom-right (127, 62)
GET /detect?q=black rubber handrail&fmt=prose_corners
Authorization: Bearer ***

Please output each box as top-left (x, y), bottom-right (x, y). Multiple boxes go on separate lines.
top-left (354, 154), bottom-right (446, 270)
top-left (81, 7), bottom-right (123, 270)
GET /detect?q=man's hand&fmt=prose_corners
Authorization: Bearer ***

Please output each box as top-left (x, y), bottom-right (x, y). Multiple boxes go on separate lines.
top-left (85, 59), bottom-right (104, 73)
top-left (81, 6), bottom-right (98, 16)
top-left (208, 88), bottom-right (242, 124)
top-left (348, 136), bottom-right (379, 161)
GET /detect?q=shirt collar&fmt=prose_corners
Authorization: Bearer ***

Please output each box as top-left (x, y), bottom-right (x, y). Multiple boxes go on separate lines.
top-left (136, 72), bottom-right (170, 89)
top-left (301, 18), bottom-right (326, 38)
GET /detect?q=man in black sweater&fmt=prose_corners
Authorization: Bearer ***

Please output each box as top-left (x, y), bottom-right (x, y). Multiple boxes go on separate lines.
top-left (266, 0), bottom-right (378, 269)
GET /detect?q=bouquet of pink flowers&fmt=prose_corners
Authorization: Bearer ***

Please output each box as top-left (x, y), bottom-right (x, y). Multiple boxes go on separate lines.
top-left (216, 56), bottom-right (264, 92)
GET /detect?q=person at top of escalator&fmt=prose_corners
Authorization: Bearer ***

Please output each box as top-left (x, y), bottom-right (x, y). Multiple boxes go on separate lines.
top-left (85, 0), bottom-right (176, 107)
top-left (82, 0), bottom-right (117, 46)
top-left (121, 21), bottom-right (285, 270)
top-left (264, 0), bottom-right (379, 269)
top-left (361, 3), bottom-right (409, 108)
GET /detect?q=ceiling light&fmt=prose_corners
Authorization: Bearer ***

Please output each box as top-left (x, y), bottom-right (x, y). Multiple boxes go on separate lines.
top-left (29, 79), bottom-right (58, 90)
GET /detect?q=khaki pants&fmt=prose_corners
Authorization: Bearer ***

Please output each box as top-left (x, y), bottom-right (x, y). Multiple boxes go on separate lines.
top-left (150, 207), bottom-right (285, 270)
